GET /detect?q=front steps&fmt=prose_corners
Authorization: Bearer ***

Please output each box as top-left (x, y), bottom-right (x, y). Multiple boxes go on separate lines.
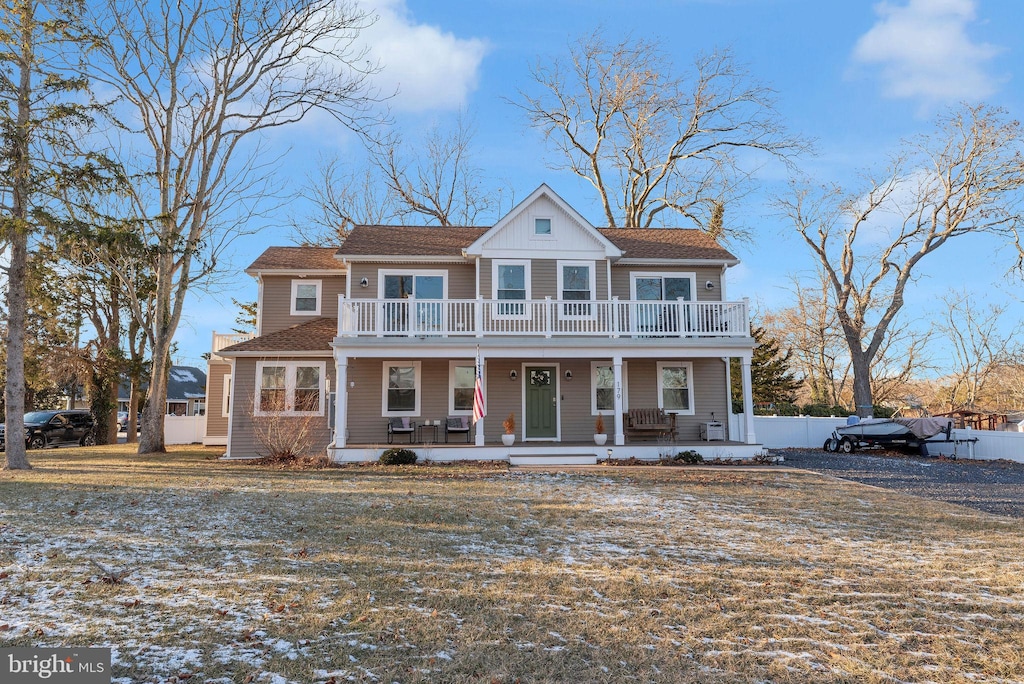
top-left (509, 453), bottom-right (599, 466)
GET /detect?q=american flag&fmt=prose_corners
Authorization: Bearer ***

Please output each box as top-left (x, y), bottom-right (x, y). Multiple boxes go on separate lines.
top-left (472, 351), bottom-right (486, 424)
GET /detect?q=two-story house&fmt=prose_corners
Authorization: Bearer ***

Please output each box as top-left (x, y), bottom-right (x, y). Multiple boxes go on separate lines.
top-left (205, 184), bottom-right (761, 464)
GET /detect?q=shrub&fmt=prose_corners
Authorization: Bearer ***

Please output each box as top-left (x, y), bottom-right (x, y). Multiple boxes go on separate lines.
top-left (379, 448), bottom-right (417, 465)
top-left (673, 450), bottom-right (704, 464)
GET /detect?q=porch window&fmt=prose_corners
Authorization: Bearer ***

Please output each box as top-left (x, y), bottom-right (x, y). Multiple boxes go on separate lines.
top-left (591, 362), bottom-right (627, 415)
top-left (657, 362), bottom-right (694, 414)
top-left (558, 261), bottom-right (594, 317)
top-left (290, 279), bottom-right (322, 315)
top-left (383, 361), bottom-right (420, 415)
top-left (493, 261), bottom-right (529, 317)
top-left (256, 361), bottom-right (326, 415)
top-left (379, 270), bottom-right (447, 333)
top-left (593, 365), bottom-right (615, 413)
top-left (632, 273), bottom-right (695, 334)
top-left (450, 362), bottom-right (475, 414)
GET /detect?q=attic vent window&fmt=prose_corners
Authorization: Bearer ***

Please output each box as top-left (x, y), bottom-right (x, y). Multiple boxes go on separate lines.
top-left (534, 218), bottom-right (551, 235)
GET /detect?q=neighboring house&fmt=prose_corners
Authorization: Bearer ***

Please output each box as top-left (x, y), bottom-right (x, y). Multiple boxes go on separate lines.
top-left (207, 184), bottom-right (761, 463)
top-left (119, 366), bottom-right (209, 417)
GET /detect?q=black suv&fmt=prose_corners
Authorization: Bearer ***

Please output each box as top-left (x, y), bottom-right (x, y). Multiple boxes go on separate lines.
top-left (0, 410), bottom-right (96, 451)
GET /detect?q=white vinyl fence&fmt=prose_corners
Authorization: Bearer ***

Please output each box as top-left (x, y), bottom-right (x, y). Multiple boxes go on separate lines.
top-left (164, 415), bottom-right (206, 445)
top-left (730, 414), bottom-right (1024, 463)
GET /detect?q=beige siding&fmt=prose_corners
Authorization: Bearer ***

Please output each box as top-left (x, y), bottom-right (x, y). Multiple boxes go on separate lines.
top-left (610, 266), bottom-right (723, 301)
top-left (228, 356), bottom-right (335, 459)
top-left (623, 358), bottom-right (731, 441)
top-left (347, 263), bottom-right (476, 301)
top-left (260, 275), bottom-right (347, 335)
top-left (205, 362), bottom-right (231, 438)
top-left (481, 259), bottom-right (609, 301)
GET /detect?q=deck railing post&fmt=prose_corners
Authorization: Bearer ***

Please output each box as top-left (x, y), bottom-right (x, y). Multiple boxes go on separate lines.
top-left (545, 297), bottom-right (552, 338)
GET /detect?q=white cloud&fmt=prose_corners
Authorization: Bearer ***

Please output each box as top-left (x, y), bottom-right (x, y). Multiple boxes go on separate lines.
top-left (851, 0), bottom-right (1002, 102)
top-left (358, 0), bottom-right (489, 112)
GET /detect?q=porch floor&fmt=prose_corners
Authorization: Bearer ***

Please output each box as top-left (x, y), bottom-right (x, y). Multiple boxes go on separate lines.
top-left (330, 439), bottom-right (762, 464)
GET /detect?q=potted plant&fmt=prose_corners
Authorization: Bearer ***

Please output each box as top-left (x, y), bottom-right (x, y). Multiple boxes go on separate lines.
top-left (501, 412), bottom-right (516, 446)
top-left (594, 414), bottom-right (607, 446)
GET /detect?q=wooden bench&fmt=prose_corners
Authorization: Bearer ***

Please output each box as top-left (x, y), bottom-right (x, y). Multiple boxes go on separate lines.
top-left (624, 409), bottom-right (677, 441)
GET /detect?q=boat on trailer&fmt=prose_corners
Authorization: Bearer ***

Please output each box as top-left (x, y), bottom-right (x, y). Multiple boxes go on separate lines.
top-left (825, 417), bottom-right (954, 454)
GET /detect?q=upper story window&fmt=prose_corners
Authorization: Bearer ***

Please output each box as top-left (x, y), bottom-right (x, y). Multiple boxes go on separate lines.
top-left (534, 217), bottom-right (552, 235)
top-left (558, 261), bottom-right (595, 317)
top-left (632, 273), bottom-right (695, 302)
top-left (291, 279), bottom-right (322, 316)
top-left (493, 260), bottom-right (530, 317)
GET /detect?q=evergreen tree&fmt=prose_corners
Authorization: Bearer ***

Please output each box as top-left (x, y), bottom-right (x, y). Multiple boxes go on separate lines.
top-left (732, 324), bottom-right (802, 411)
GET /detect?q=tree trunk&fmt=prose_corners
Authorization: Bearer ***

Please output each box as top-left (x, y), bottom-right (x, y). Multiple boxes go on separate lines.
top-left (850, 350), bottom-right (874, 419)
top-left (3, 3), bottom-right (34, 470)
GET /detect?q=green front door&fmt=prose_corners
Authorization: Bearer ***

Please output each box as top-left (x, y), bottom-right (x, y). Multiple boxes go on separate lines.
top-left (525, 366), bottom-right (557, 439)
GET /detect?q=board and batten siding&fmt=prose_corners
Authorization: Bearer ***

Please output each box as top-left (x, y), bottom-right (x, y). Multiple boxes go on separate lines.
top-left (229, 356), bottom-right (335, 459)
top-left (204, 361), bottom-right (231, 438)
top-left (610, 265), bottom-right (723, 301)
top-left (345, 263), bottom-right (476, 300)
top-left (259, 275), bottom-right (347, 335)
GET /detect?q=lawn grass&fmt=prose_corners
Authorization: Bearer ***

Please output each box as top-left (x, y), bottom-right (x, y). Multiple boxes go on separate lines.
top-left (2, 445), bottom-right (1023, 683)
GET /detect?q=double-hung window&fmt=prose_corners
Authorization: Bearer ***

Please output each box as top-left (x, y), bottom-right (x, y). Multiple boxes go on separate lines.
top-left (256, 361), bottom-right (326, 415)
top-left (291, 280), bottom-right (322, 316)
top-left (450, 362), bottom-right (475, 414)
top-left (383, 361), bottom-right (421, 416)
top-left (493, 260), bottom-right (529, 317)
top-left (657, 362), bottom-right (694, 414)
top-left (558, 261), bottom-right (594, 318)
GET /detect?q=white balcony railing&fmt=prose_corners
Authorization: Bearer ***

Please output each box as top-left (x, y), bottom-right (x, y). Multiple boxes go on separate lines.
top-left (338, 296), bottom-right (748, 339)
top-left (212, 332), bottom-right (254, 354)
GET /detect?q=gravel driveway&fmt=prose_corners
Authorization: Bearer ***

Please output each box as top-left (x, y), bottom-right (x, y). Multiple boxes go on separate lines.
top-left (778, 448), bottom-right (1024, 519)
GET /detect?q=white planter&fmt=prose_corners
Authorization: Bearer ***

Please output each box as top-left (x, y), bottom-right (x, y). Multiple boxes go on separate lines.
top-left (501, 434), bottom-right (515, 446)
top-left (594, 434), bottom-right (607, 446)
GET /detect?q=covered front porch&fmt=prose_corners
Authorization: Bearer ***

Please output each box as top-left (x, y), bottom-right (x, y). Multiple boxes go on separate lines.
top-left (326, 336), bottom-right (761, 464)
top-left (329, 438), bottom-right (764, 465)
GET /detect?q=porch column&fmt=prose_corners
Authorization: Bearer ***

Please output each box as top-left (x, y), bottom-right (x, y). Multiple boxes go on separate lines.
top-left (741, 354), bottom-right (757, 444)
top-left (334, 355), bottom-right (349, 448)
top-left (474, 356), bottom-right (486, 447)
top-left (613, 356), bottom-right (625, 446)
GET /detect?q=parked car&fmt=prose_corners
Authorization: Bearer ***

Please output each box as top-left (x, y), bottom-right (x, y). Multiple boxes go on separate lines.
top-left (117, 411), bottom-right (142, 433)
top-left (0, 410), bottom-right (96, 451)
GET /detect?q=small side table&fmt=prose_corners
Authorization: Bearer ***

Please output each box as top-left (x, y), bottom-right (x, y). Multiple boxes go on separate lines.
top-left (700, 422), bottom-right (725, 441)
top-left (416, 423), bottom-right (439, 443)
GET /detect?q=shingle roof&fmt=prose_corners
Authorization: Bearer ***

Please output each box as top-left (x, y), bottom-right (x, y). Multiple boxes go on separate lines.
top-left (220, 317), bottom-right (336, 354)
top-left (339, 225), bottom-right (488, 257)
top-left (246, 247), bottom-right (344, 272)
top-left (600, 229), bottom-right (737, 261)
top-left (117, 365), bottom-right (207, 401)
top-left (337, 224), bottom-right (736, 261)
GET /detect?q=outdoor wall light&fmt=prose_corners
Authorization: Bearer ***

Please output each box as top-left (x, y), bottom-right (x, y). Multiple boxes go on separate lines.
top-left (359, 277), bottom-right (369, 288)
top-left (509, 369), bottom-right (518, 381)
top-left (564, 370), bottom-right (573, 380)
top-left (349, 380), bottom-right (355, 389)
top-left (705, 280), bottom-right (715, 290)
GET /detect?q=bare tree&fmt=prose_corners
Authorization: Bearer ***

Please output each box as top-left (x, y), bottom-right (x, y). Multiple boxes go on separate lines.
top-left (762, 274), bottom-right (850, 407)
top-left (933, 289), bottom-right (1023, 411)
top-left (779, 104), bottom-right (1024, 418)
top-left (292, 115), bottom-right (509, 246)
top-left (86, 0), bottom-right (380, 452)
top-left (515, 31), bottom-right (804, 233)
top-left (370, 115), bottom-right (500, 226)
top-left (291, 158), bottom-right (399, 246)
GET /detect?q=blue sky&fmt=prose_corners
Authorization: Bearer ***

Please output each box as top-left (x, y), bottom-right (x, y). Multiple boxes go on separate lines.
top-left (175, 0), bottom-right (1024, 368)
